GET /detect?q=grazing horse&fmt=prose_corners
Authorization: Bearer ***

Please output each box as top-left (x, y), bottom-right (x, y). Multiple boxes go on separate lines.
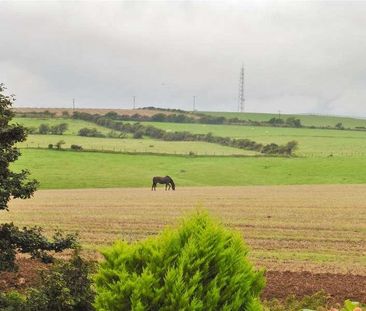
top-left (151, 176), bottom-right (175, 191)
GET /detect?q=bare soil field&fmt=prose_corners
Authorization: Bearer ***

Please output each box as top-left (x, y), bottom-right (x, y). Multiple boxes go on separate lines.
top-left (4, 185), bottom-right (366, 275)
top-left (1, 259), bottom-right (365, 303)
top-left (13, 107), bottom-right (191, 117)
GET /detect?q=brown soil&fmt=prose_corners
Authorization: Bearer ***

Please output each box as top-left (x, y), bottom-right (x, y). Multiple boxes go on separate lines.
top-left (263, 271), bottom-right (366, 304)
top-left (0, 258), bottom-right (47, 293)
top-left (1, 259), bottom-right (365, 304)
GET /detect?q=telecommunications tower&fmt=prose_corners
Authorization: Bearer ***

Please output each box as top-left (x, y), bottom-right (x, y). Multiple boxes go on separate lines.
top-left (238, 65), bottom-right (245, 112)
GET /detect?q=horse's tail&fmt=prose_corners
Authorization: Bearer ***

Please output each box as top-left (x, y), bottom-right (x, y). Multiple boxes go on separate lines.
top-left (168, 176), bottom-right (175, 190)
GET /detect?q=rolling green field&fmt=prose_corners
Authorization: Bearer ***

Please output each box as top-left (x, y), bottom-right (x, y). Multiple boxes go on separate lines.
top-left (13, 117), bottom-right (112, 135)
top-left (13, 149), bottom-right (366, 189)
top-left (18, 135), bottom-right (257, 156)
top-left (11, 115), bottom-right (366, 189)
top-left (142, 121), bottom-right (366, 156)
top-left (14, 116), bottom-right (366, 157)
top-left (201, 111), bottom-right (366, 128)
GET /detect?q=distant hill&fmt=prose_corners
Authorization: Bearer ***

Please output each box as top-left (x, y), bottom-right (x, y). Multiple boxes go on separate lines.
top-left (13, 107), bottom-right (193, 118)
top-left (200, 111), bottom-right (366, 129)
top-left (13, 107), bottom-right (366, 129)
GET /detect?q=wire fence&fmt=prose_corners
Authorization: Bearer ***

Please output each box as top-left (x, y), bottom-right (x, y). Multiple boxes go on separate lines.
top-left (19, 144), bottom-right (366, 158)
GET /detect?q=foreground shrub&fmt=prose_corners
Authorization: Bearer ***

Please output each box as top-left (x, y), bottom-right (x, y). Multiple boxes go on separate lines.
top-left (0, 222), bottom-right (78, 271)
top-left (25, 252), bottom-right (95, 311)
top-left (94, 212), bottom-right (265, 311)
top-left (0, 253), bottom-right (95, 311)
top-left (0, 291), bottom-right (26, 311)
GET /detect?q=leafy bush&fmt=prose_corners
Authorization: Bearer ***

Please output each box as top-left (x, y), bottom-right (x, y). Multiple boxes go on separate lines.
top-left (0, 253), bottom-right (95, 311)
top-left (55, 140), bottom-right (65, 149)
top-left (38, 123), bottom-right (68, 135)
top-left (38, 123), bottom-right (50, 134)
top-left (133, 130), bottom-right (144, 139)
top-left (78, 128), bottom-right (105, 138)
top-left (25, 252), bottom-right (95, 311)
top-left (71, 144), bottom-right (83, 151)
top-left (94, 213), bottom-right (265, 311)
top-left (0, 291), bottom-right (26, 311)
top-left (0, 223), bottom-right (78, 271)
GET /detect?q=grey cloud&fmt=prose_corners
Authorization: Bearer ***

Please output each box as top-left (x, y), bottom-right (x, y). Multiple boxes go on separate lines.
top-left (0, 1), bottom-right (365, 116)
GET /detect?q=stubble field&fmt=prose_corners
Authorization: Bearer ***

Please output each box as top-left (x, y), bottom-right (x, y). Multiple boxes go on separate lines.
top-left (4, 184), bottom-right (365, 276)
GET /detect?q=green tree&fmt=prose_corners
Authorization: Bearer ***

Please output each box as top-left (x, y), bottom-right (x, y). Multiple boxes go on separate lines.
top-left (335, 122), bottom-right (344, 130)
top-left (56, 140), bottom-right (66, 149)
top-left (0, 83), bottom-right (38, 210)
top-left (94, 213), bottom-right (265, 311)
top-left (38, 123), bottom-right (50, 134)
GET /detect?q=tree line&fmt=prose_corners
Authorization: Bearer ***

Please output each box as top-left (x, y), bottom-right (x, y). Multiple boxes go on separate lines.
top-left (72, 112), bottom-right (298, 156)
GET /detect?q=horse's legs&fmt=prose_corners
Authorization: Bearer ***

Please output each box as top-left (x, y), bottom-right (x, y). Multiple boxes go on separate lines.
top-left (165, 183), bottom-right (167, 191)
top-left (152, 182), bottom-right (156, 191)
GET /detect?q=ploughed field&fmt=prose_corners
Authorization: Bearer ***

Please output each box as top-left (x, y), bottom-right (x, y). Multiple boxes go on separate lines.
top-left (4, 185), bottom-right (365, 275)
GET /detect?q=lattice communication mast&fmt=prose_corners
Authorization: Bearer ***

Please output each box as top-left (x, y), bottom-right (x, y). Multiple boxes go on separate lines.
top-left (238, 65), bottom-right (245, 112)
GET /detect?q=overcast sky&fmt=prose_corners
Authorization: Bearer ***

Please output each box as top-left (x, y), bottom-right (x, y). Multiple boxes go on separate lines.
top-left (1, 1), bottom-right (365, 116)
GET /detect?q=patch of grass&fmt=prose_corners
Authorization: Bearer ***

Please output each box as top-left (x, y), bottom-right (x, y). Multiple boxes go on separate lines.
top-left (201, 111), bottom-right (366, 128)
top-left (12, 149), bottom-right (366, 189)
top-left (12, 117), bottom-right (112, 136)
top-left (18, 135), bottom-right (258, 156)
top-left (142, 121), bottom-right (366, 156)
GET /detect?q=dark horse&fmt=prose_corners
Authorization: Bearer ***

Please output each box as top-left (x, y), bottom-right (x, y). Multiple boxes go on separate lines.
top-left (151, 176), bottom-right (175, 191)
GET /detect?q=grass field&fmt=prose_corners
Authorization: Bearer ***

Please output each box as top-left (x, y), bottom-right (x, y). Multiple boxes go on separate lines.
top-left (13, 117), bottom-right (112, 135)
top-left (18, 135), bottom-right (257, 156)
top-left (14, 116), bottom-right (366, 156)
top-left (4, 185), bottom-right (366, 275)
top-left (12, 149), bottom-right (366, 189)
top-left (142, 121), bottom-right (366, 156)
top-left (201, 111), bottom-right (366, 128)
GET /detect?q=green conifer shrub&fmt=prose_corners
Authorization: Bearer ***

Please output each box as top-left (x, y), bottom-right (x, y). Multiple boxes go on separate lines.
top-left (94, 213), bottom-right (265, 311)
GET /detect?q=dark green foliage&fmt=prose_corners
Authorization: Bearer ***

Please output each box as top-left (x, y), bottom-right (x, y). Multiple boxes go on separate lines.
top-left (55, 140), bottom-right (65, 149)
top-left (25, 253), bottom-right (95, 311)
top-left (72, 111), bottom-right (297, 156)
top-left (336, 122), bottom-right (344, 130)
top-left (285, 117), bottom-right (302, 128)
top-left (0, 222), bottom-right (78, 271)
top-left (70, 144), bottom-right (83, 151)
top-left (0, 83), bottom-right (38, 210)
top-left (38, 123), bottom-right (68, 135)
top-left (78, 127), bottom-right (105, 137)
top-left (0, 254), bottom-right (95, 311)
top-left (0, 291), bottom-right (26, 311)
top-left (261, 140), bottom-right (298, 156)
top-left (38, 123), bottom-right (50, 134)
top-left (133, 130), bottom-right (144, 139)
top-left (94, 213), bottom-right (265, 311)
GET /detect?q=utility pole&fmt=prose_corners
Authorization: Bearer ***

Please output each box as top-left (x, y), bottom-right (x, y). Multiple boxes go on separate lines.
top-left (133, 96), bottom-right (136, 109)
top-left (193, 96), bottom-right (196, 111)
top-left (72, 98), bottom-right (75, 111)
top-left (238, 65), bottom-right (245, 112)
